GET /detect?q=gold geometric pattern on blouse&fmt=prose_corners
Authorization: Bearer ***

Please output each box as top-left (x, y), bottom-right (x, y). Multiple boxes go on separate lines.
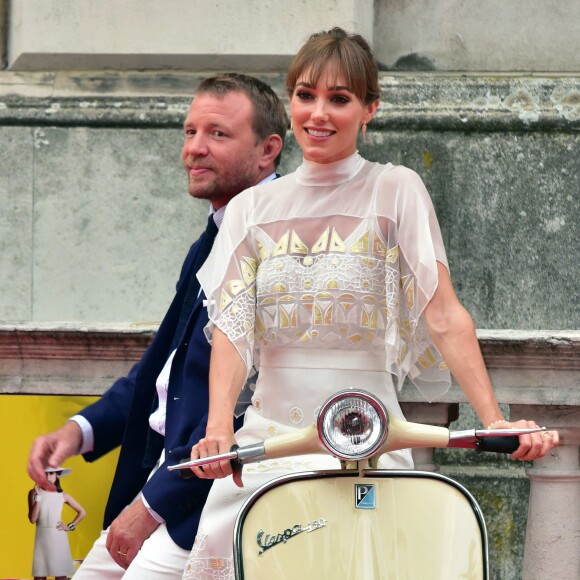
top-left (256, 239), bottom-right (269, 261)
top-left (401, 275), bottom-right (415, 308)
top-left (385, 245), bottom-right (399, 263)
top-left (417, 346), bottom-right (436, 369)
top-left (312, 228), bottom-right (329, 253)
top-left (351, 231), bottom-right (369, 253)
top-left (329, 228), bottom-right (346, 252)
top-left (217, 227), bottom-right (414, 362)
top-left (290, 231), bottom-right (308, 254)
top-left (272, 231), bottom-right (289, 256)
top-left (208, 210), bottom-right (449, 397)
top-left (241, 256), bottom-right (257, 281)
top-left (264, 228), bottom-right (397, 260)
top-left (226, 279), bottom-right (246, 296)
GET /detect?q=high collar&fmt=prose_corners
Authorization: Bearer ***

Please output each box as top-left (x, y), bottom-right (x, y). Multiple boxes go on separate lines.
top-left (295, 152), bottom-right (365, 186)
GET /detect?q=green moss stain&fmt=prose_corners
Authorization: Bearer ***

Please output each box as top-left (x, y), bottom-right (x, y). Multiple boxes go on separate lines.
top-left (422, 150), bottom-right (433, 169)
top-left (448, 473), bottom-right (530, 579)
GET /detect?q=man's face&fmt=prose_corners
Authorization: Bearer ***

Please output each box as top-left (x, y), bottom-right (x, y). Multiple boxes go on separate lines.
top-left (181, 92), bottom-right (264, 210)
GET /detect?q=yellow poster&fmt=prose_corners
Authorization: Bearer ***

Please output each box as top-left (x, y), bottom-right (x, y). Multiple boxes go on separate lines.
top-left (0, 395), bottom-right (119, 578)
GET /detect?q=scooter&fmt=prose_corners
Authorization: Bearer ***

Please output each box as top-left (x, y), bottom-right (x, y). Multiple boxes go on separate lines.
top-left (171, 389), bottom-right (544, 579)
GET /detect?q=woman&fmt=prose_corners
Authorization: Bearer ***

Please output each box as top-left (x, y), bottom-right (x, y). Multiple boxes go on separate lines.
top-left (182, 28), bottom-right (558, 578)
top-left (28, 466), bottom-right (86, 580)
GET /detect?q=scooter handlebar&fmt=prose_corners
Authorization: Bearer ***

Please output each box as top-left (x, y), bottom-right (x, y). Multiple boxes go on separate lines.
top-left (167, 407), bottom-right (547, 473)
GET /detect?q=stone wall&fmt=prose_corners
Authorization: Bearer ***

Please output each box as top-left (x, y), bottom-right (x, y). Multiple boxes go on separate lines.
top-left (1, 72), bottom-right (577, 329)
top-left (374, 0), bottom-right (580, 72)
top-left (0, 3), bottom-right (578, 578)
top-left (1, 2), bottom-right (578, 326)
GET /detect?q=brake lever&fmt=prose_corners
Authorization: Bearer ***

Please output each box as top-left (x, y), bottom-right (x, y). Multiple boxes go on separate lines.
top-left (167, 442), bottom-right (267, 473)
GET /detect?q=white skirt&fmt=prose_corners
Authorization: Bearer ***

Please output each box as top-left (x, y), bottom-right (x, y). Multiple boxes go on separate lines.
top-left (182, 348), bottom-right (412, 580)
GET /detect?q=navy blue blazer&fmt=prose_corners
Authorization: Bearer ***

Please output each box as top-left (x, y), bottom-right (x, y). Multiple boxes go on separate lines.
top-left (79, 232), bottom-right (239, 550)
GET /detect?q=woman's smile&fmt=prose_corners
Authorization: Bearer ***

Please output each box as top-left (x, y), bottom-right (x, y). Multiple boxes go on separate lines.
top-left (304, 127), bottom-right (336, 138)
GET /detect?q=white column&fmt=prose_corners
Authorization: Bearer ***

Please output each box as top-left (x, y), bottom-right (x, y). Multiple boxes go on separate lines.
top-left (513, 405), bottom-right (580, 580)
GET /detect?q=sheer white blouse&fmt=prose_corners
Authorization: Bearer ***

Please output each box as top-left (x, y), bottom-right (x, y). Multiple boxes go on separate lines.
top-left (198, 153), bottom-right (451, 401)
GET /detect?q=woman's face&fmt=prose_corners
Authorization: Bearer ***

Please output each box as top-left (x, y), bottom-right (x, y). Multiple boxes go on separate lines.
top-left (47, 471), bottom-right (58, 483)
top-left (290, 66), bottom-right (378, 164)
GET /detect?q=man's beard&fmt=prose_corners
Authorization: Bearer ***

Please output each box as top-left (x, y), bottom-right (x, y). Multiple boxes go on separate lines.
top-left (186, 157), bottom-right (259, 205)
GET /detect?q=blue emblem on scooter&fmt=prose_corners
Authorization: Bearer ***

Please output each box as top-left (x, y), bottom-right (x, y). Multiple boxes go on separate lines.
top-left (355, 484), bottom-right (376, 509)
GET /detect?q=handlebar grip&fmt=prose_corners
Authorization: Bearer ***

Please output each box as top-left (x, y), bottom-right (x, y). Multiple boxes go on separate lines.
top-left (476, 436), bottom-right (520, 454)
top-left (178, 444), bottom-right (242, 479)
top-left (230, 444), bottom-right (243, 467)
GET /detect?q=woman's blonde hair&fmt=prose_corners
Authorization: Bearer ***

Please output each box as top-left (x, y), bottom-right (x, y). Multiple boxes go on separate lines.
top-left (286, 27), bottom-right (381, 105)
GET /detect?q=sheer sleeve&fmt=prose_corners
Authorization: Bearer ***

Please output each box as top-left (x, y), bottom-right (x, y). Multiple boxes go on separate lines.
top-left (197, 189), bottom-right (258, 378)
top-left (379, 166), bottom-right (451, 401)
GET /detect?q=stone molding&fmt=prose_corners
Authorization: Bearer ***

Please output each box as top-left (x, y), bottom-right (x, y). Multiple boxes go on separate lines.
top-left (1, 324), bottom-right (578, 398)
top-left (476, 330), bottom-right (579, 370)
top-left (0, 323), bottom-right (156, 361)
top-left (0, 72), bottom-right (578, 131)
top-left (0, 323), bottom-right (156, 395)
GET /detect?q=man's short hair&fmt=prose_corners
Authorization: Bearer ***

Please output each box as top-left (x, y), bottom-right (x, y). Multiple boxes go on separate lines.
top-left (196, 73), bottom-right (288, 167)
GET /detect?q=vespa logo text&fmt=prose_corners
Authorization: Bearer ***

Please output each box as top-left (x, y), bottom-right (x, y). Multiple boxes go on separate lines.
top-left (256, 518), bottom-right (327, 555)
top-left (355, 484), bottom-right (376, 509)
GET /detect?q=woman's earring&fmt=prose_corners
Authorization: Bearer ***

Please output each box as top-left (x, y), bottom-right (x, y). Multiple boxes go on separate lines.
top-left (290, 119), bottom-right (293, 132)
top-left (361, 123), bottom-right (367, 142)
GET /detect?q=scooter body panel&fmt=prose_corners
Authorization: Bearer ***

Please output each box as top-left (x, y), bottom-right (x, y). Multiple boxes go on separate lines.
top-left (234, 470), bottom-right (487, 580)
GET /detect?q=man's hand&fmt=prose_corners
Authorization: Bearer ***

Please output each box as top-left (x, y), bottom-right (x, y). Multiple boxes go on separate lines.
top-left (27, 421), bottom-right (83, 490)
top-left (105, 498), bottom-right (160, 569)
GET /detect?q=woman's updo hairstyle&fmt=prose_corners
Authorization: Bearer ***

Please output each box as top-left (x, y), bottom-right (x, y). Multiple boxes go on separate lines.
top-left (286, 27), bottom-right (381, 105)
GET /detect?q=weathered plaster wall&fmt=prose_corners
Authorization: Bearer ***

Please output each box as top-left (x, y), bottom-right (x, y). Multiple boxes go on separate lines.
top-left (2, 73), bottom-right (576, 329)
top-left (375, 0), bottom-right (580, 71)
top-left (7, 0), bottom-right (373, 71)
top-left (6, 1), bottom-right (579, 73)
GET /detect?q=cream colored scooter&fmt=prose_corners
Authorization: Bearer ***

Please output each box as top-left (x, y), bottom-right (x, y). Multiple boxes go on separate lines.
top-left (171, 389), bottom-right (544, 580)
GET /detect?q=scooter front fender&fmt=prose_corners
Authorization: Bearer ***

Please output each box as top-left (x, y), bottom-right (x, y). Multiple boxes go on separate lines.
top-left (234, 469), bottom-right (488, 580)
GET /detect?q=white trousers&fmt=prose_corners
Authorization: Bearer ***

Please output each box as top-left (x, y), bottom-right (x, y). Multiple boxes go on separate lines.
top-left (74, 523), bottom-right (190, 579)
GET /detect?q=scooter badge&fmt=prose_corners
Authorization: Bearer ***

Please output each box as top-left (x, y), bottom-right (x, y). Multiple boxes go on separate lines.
top-left (355, 484), bottom-right (376, 509)
top-left (256, 518), bottom-right (328, 554)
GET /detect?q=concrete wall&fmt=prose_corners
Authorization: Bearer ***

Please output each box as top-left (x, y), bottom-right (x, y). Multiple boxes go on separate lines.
top-left (7, 0), bottom-right (373, 71)
top-left (374, 0), bottom-right (580, 71)
top-left (1, 72), bottom-right (577, 329)
top-left (5, 0), bottom-right (579, 73)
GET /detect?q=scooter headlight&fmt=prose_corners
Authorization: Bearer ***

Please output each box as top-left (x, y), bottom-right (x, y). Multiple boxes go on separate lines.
top-left (317, 390), bottom-right (388, 460)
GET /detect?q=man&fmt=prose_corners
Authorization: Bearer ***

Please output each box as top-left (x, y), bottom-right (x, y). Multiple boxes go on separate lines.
top-left (27, 73), bottom-right (287, 578)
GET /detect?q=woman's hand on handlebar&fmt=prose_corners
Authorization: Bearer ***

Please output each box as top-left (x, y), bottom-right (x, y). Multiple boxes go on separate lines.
top-left (189, 429), bottom-right (237, 480)
top-left (493, 419), bottom-right (559, 461)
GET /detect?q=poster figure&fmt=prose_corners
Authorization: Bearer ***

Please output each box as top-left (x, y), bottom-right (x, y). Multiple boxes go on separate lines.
top-left (28, 466), bottom-right (86, 580)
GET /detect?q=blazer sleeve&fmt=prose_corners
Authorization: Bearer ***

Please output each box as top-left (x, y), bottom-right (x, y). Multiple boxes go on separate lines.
top-left (140, 418), bottom-right (210, 526)
top-left (79, 362), bottom-right (140, 461)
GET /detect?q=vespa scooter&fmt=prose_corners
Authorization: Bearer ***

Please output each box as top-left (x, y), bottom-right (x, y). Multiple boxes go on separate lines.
top-left (171, 389), bottom-right (544, 580)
